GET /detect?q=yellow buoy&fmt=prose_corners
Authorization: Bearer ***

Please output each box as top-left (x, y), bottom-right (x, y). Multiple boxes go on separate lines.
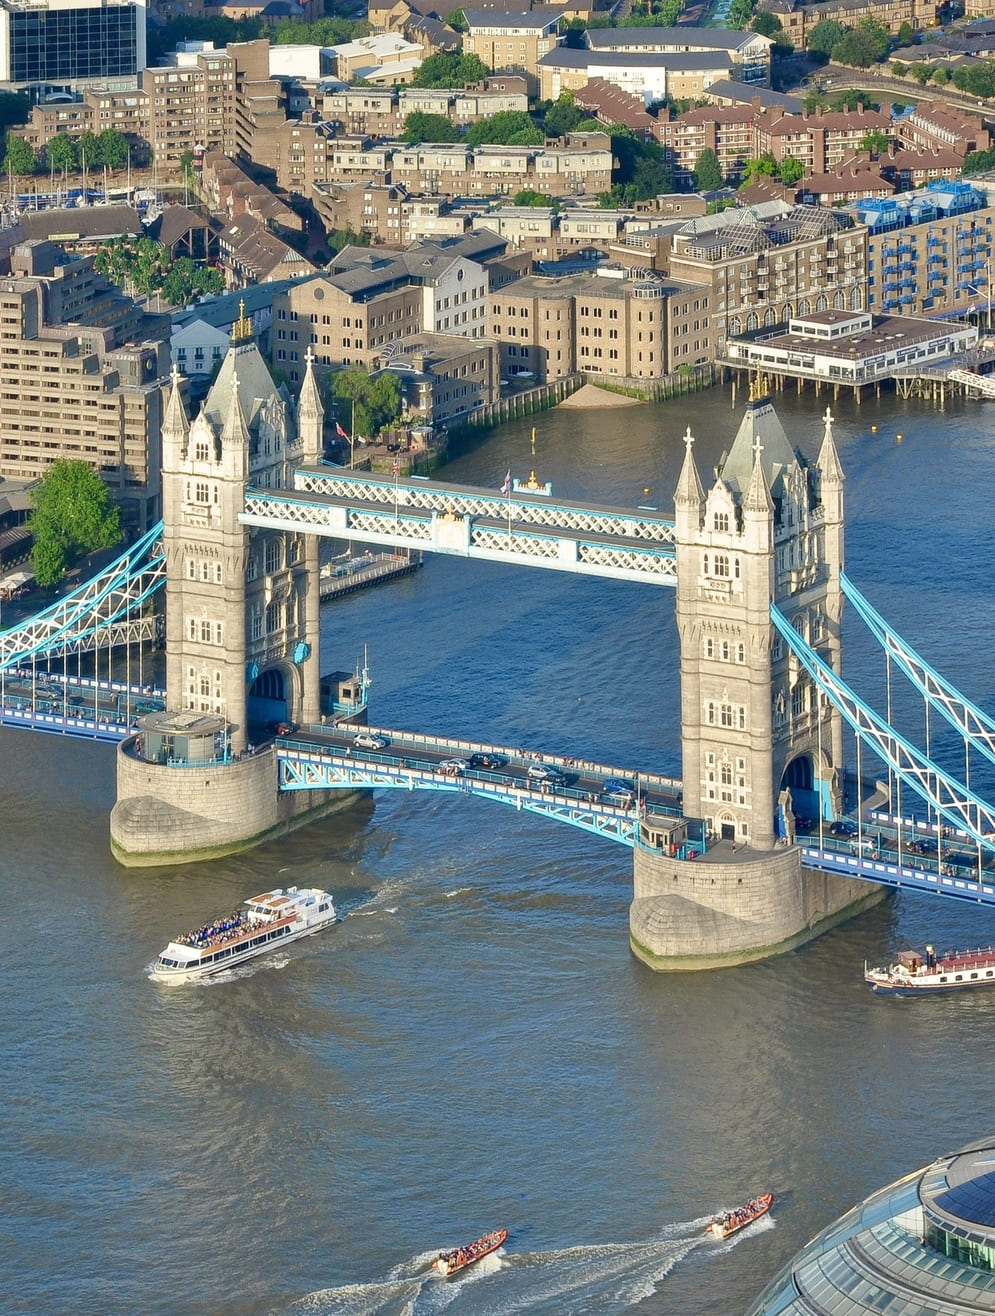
top-left (870, 425), bottom-right (877, 432)
top-left (896, 433), bottom-right (903, 442)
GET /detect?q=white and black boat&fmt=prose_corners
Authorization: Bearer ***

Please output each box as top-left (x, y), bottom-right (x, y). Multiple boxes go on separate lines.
top-left (864, 944), bottom-right (995, 994)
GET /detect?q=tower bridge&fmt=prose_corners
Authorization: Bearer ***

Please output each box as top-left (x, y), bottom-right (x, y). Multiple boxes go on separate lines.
top-left (5, 305), bottom-right (994, 968)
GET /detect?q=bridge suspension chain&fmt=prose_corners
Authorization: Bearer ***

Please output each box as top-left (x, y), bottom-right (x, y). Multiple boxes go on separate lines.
top-left (771, 602), bottom-right (995, 849)
top-left (842, 572), bottom-right (995, 772)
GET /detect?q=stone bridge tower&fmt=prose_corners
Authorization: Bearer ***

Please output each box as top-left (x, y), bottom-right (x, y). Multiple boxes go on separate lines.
top-left (111, 314), bottom-right (336, 866)
top-left (630, 386), bottom-right (881, 970)
top-left (674, 383), bottom-right (846, 847)
top-left (159, 311), bottom-right (323, 753)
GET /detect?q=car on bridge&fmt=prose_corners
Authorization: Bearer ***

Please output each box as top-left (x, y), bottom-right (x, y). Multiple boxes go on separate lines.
top-left (602, 777), bottom-right (636, 801)
top-left (353, 732), bottom-right (389, 750)
top-left (527, 763), bottom-right (567, 786)
top-left (439, 758), bottom-right (469, 775)
top-left (469, 752), bottom-right (508, 770)
top-left (829, 820), bottom-right (858, 837)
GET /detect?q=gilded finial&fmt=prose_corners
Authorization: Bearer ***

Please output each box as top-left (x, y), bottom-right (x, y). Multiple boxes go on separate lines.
top-left (231, 299), bottom-right (252, 343)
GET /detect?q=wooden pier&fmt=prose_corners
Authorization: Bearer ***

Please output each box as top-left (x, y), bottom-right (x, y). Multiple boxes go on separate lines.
top-left (319, 551), bottom-right (423, 601)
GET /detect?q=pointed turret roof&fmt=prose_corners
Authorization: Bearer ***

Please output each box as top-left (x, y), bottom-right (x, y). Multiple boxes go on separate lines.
top-left (298, 346), bottom-right (323, 419)
top-left (719, 382), bottom-right (798, 498)
top-left (163, 364), bottom-right (189, 440)
top-left (220, 366), bottom-right (250, 448)
top-left (203, 322), bottom-right (286, 433)
top-left (743, 432), bottom-right (775, 516)
top-left (674, 425), bottom-right (705, 508)
top-left (816, 405), bottom-right (845, 485)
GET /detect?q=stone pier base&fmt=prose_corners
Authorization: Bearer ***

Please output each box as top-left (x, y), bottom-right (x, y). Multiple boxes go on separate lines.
top-left (629, 840), bottom-right (885, 971)
top-left (110, 736), bottom-right (357, 867)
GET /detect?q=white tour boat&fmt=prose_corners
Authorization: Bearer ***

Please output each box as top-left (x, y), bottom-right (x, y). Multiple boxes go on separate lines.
top-left (150, 886), bottom-right (336, 983)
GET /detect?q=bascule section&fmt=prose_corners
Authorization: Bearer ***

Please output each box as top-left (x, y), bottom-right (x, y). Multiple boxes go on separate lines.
top-left (111, 313), bottom-right (343, 867)
top-left (630, 386), bottom-right (881, 971)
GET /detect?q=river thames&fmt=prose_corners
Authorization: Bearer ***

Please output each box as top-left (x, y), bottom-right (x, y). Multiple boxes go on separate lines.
top-left (5, 383), bottom-right (995, 1315)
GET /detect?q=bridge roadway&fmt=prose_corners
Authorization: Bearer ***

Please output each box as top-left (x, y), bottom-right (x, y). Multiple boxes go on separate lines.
top-left (274, 723), bottom-right (686, 848)
top-left (0, 670), bottom-right (166, 741)
top-left (240, 466), bottom-right (678, 585)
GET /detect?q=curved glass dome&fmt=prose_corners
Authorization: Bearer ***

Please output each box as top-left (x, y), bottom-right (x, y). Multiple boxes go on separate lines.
top-left (748, 1135), bottom-right (995, 1314)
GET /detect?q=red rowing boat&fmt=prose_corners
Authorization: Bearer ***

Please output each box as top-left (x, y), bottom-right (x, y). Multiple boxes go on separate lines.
top-left (706, 1194), bottom-right (773, 1240)
top-left (435, 1227), bottom-right (507, 1278)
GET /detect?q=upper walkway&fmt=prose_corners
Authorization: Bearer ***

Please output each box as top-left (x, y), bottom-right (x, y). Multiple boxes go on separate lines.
top-left (240, 465), bottom-right (678, 585)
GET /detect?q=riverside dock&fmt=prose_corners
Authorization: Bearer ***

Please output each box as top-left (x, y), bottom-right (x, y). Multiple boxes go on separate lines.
top-left (319, 551), bottom-right (423, 600)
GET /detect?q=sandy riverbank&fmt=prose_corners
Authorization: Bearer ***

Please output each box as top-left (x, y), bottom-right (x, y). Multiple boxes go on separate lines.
top-left (557, 384), bottom-right (644, 409)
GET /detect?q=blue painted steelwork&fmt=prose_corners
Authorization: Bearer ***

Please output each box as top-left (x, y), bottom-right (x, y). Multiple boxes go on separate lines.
top-left (771, 602), bottom-right (995, 847)
top-left (0, 520), bottom-right (166, 669)
top-left (841, 571), bottom-right (995, 771)
top-left (801, 844), bottom-right (995, 907)
top-left (275, 741), bottom-right (660, 846)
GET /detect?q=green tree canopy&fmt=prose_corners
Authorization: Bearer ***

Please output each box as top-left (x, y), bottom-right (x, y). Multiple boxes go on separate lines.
top-left (513, 189), bottom-right (555, 206)
top-left (411, 51), bottom-right (489, 87)
top-left (447, 8), bottom-right (467, 30)
top-left (29, 460), bottom-right (122, 586)
top-left (963, 145), bottom-right (995, 174)
top-left (159, 257), bottom-right (224, 307)
top-left (273, 16), bottom-right (369, 42)
top-left (4, 134), bottom-right (35, 180)
top-left (465, 109), bottom-right (543, 146)
top-left (543, 91), bottom-right (584, 138)
top-left (95, 127), bottom-right (129, 171)
top-left (911, 62), bottom-right (932, 86)
top-left (727, 0), bottom-right (756, 26)
top-left (401, 111), bottom-right (461, 144)
top-left (832, 17), bottom-right (890, 67)
top-left (693, 146), bottom-right (724, 191)
top-left (807, 19), bottom-right (847, 56)
top-left (46, 131), bottom-right (77, 173)
top-left (330, 366), bottom-right (402, 439)
top-left (859, 128), bottom-right (890, 155)
top-left (739, 151), bottom-right (778, 185)
top-left (897, 21), bottom-right (914, 45)
top-left (779, 154), bottom-right (805, 185)
top-left (953, 59), bottom-right (995, 97)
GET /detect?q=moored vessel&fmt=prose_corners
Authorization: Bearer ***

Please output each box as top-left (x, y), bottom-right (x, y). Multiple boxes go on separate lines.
top-left (864, 944), bottom-right (995, 994)
top-left (706, 1194), bottom-right (773, 1240)
top-left (435, 1228), bottom-right (507, 1278)
top-left (150, 886), bottom-right (336, 983)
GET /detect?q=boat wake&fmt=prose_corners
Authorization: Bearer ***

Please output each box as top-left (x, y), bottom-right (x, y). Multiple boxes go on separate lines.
top-left (290, 1221), bottom-right (735, 1314)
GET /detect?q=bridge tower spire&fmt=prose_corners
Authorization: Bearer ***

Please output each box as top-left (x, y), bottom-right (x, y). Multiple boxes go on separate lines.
top-left (297, 347), bottom-right (324, 464)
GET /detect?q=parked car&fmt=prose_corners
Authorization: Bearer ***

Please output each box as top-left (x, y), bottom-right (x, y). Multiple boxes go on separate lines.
top-left (439, 757), bottom-right (469, 775)
top-left (354, 732), bottom-right (388, 750)
top-left (469, 752), bottom-right (508, 770)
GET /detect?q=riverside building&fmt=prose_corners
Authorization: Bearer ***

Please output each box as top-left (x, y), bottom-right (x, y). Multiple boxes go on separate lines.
top-left (748, 1133), bottom-right (995, 1313)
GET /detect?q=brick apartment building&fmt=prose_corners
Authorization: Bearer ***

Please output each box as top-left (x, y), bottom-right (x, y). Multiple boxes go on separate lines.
top-left (0, 239), bottom-right (170, 530)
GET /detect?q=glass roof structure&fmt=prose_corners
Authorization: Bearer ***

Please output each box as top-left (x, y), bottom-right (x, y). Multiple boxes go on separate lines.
top-left (748, 1135), bottom-right (995, 1314)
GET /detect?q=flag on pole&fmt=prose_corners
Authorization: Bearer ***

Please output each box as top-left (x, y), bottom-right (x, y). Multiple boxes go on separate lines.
top-left (335, 422), bottom-right (349, 439)
top-left (500, 470), bottom-right (511, 497)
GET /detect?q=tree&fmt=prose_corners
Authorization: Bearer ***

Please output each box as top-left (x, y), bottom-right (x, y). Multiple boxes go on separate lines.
top-left (859, 129), bottom-right (889, 156)
top-left (740, 151), bottom-right (778, 185)
top-left (3, 134), bottom-right (35, 183)
top-left (931, 65), bottom-right (950, 85)
top-left (28, 460), bottom-right (121, 586)
top-left (447, 8), bottom-right (467, 30)
top-left (832, 18), bottom-right (890, 68)
top-left (807, 19), bottom-right (847, 57)
top-left (912, 62), bottom-right (932, 86)
top-left (513, 189), bottom-right (554, 206)
top-left (46, 132), bottom-right (77, 174)
top-left (96, 128), bottom-right (128, 171)
top-left (543, 92), bottom-right (584, 139)
top-left (465, 109), bottom-right (543, 146)
top-left (779, 155), bottom-right (805, 185)
top-left (891, 61), bottom-right (908, 77)
top-left (77, 130), bottom-right (98, 174)
top-left (401, 111), bottom-right (460, 144)
top-left (693, 146), bottom-right (724, 191)
top-left (411, 51), bottom-right (489, 87)
top-left (159, 256), bottom-right (224, 307)
top-left (330, 366), bottom-right (402, 438)
top-left (727, 0), bottom-right (756, 26)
